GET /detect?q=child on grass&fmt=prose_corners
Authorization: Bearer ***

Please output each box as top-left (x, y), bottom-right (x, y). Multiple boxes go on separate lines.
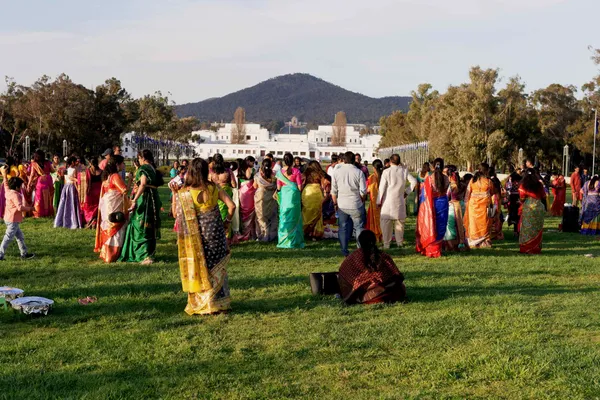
top-left (0, 165), bottom-right (35, 261)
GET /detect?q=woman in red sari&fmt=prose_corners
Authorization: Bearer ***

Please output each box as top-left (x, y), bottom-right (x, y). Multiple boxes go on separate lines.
top-left (518, 169), bottom-right (546, 254)
top-left (338, 230), bottom-right (406, 305)
top-left (82, 157), bottom-right (103, 228)
top-left (416, 158), bottom-right (450, 258)
top-left (28, 150), bottom-right (55, 218)
top-left (550, 173), bottom-right (566, 217)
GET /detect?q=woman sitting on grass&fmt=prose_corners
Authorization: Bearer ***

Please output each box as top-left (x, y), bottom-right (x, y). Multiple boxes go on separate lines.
top-left (338, 230), bottom-right (406, 305)
top-left (171, 158), bottom-right (235, 315)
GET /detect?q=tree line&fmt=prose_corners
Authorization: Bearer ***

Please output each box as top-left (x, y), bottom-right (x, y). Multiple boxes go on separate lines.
top-left (378, 48), bottom-right (600, 171)
top-left (0, 74), bottom-right (200, 161)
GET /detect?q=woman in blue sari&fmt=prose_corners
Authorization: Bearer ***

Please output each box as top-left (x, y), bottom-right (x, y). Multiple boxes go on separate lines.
top-left (276, 153), bottom-right (305, 249)
top-left (415, 158), bottom-right (449, 258)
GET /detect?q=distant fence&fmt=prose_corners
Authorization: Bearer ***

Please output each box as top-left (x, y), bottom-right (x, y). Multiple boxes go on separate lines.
top-left (377, 142), bottom-right (429, 172)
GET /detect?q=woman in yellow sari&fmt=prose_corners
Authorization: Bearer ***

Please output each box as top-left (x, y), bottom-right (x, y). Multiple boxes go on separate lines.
top-left (302, 160), bottom-right (325, 240)
top-left (464, 163), bottom-right (493, 248)
top-left (366, 159), bottom-right (383, 242)
top-left (171, 158), bottom-right (235, 316)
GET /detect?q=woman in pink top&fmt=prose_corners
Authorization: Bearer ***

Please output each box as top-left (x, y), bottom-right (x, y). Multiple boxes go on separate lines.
top-left (0, 166), bottom-right (35, 260)
top-left (275, 153), bottom-right (304, 249)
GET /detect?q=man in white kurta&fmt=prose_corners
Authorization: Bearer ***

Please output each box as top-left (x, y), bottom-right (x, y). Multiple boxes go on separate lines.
top-left (377, 154), bottom-right (417, 249)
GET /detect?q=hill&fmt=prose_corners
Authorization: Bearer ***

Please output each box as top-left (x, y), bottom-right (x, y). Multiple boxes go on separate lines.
top-left (175, 73), bottom-right (411, 124)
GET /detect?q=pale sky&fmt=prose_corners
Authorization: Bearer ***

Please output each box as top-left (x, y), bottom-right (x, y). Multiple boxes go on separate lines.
top-left (1, 0), bottom-right (598, 104)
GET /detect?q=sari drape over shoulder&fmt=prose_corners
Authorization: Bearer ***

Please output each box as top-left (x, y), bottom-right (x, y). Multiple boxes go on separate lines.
top-left (302, 181), bottom-right (324, 239)
top-left (338, 249), bottom-right (406, 305)
top-left (550, 176), bottom-right (566, 217)
top-left (236, 177), bottom-right (257, 241)
top-left (518, 186), bottom-right (545, 254)
top-left (95, 173), bottom-right (129, 262)
top-left (366, 173), bottom-right (382, 242)
top-left (580, 181), bottom-right (600, 235)
top-left (415, 175), bottom-right (449, 258)
top-left (30, 161), bottom-right (54, 218)
top-left (276, 170), bottom-right (305, 249)
top-left (464, 177), bottom-right (493, 248)
top-left (176, 186), bottom-right (231, 315)
top-left (83, 168), bottom-right (102, 225)
top-left (255, 173), bottom-right (278, 242)
top-left (119, 164), bottom-right (162, 262)
top-left (444, 175), bottom-right (468, 251)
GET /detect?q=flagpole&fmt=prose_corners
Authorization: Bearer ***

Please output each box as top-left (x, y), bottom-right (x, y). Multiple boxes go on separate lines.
top-left (594, 109), bottom-right (598, 176)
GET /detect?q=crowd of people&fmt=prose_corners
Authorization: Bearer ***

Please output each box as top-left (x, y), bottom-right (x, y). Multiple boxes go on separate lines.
top-left (2, 146), bottom-right (599, 312)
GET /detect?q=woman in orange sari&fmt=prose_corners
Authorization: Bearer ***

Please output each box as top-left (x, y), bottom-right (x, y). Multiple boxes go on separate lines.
top-left (518, 169), bottom-right (546, 254)
top-left (95, 156), bottom-right (129, 263)
top-left (365, 159), bottom-right (383, 242)
top-left (464, 163), bottom-right (493, 248)
top-left (550, 173), bottom-right (566, 217)
top-left (28, 150), bottom-right (55, 218)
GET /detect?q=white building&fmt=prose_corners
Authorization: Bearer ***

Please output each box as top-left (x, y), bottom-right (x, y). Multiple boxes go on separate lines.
top-left (193, 123), bottom-right (382, 161)
top-left (120, 122), bottom-right (382, 162)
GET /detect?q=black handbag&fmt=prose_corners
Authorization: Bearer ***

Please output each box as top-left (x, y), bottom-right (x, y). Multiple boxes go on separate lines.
top-left (108, 211), bottom-right (126, 223)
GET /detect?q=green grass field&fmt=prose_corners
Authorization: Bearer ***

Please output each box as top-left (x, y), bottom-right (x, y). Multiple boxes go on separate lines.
top-left (1, 188), bottom-right (600, 399)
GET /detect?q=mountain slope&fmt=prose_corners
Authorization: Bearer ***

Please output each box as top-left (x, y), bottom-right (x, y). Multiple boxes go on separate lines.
top-left (175, 73), bottom-right (410, 124)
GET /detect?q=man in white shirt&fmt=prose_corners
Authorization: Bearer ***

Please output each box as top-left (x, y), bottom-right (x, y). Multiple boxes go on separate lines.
top-left (377, 154), bottom-right (417, 249)
top-left (331, 151), bottom-right (367, 256)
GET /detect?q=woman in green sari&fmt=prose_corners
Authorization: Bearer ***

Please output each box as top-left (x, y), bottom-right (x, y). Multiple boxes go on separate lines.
top-left (209, 154), bottom-right (236, 238)
top-left (276, 153), bottom-right (304, 249)
top-left (120, 150), bottom-right (163, 264)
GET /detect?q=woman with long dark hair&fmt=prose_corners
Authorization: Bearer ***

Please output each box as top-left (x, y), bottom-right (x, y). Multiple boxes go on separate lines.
top-left (209, 153), bottom-right (236, 237)
top-left (443, 165), bottom-right (468, 251)
top-left (276, 152), bottom-right (304, 249)
top-left (338, 230), bottom-right (406, 305)
top-left (550, 172), bottom-right (566, 217)
top-left (28, 149), bottom-right (55, 217)
top-left (119, 149), bottom-right (162, 264)
top-left (415, 162), bottom-right (431, 215)
top-left (464, 163), bottom-right (493, 248)
top-left (54, 157), bottom-right (83, 229)
top-left (365, 159), bottom-right (383, 242)
top-left (236, 156), bottom-right (257, 241)
top-left (51, 154), bottom-right (65, 213)
top-left (506, 168), bottom-right (522, 238)
top-left (82, 156), bottom-right (103, 228)
top-left (580, 175), bottom-right (600, 235)
top-left (302, 160), bottom-right (326, 240)
top-left (490, 169), bottom-right (505, 241)
top-left (416, 158), bottom-right (449, 258)
top-left (518, 169), bottom-right (546, 253)
top-left (254, 158), bottom-right (278, 241)
top-left (171, 157), bottom-right (235, 315)
top-left (95, 155), bottom-right (128, 262)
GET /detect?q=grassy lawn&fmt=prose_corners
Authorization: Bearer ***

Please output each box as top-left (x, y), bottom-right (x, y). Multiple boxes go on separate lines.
top-left (1, 188), bottom-right (600, 399)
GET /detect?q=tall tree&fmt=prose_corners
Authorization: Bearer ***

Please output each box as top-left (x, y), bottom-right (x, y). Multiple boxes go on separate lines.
top-left (331, 111), bottom-right (347, 146)
top-left (231, 107), bottom-right (246, 144)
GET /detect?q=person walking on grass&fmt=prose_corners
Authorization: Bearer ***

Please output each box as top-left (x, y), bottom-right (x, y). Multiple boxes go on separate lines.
top-left (0, 166), bottom-right (35, 261)
top-left (331, 151), bottom-right (367, 256)
top-left (376, 154), bottom-right (417, 249)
